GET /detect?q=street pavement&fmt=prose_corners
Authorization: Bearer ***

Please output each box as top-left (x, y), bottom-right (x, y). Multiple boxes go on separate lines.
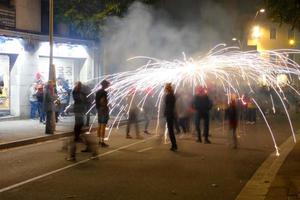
top-left (0, 114), bottom-right (299, 200)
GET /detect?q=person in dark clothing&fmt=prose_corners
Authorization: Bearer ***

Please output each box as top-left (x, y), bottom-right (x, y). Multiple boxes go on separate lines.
top-left (164, 83), bottom-right (178, 151)
top-left (67, 81), bottom-right (87, 161)
top-left (72, 81), bottom-right (87, 142)
top-left (226, 95), bottom-right (238, 149)
top-left (126, 92), bottom-right (143, 139)
top-left (95, 80), bottom-right (110, 147)
top-left (36, 84), bottom-right (45, 123)
top-left (192, 86), bottom-right (213, 143)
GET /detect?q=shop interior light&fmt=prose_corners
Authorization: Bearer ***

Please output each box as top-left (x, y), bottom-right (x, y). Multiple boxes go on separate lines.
top-left (38, 42), bottom-right (88, 58)
top-left (0, 36), bottom-right (23, 53)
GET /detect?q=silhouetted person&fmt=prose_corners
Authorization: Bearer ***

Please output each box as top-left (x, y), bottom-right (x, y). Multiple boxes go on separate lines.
top-left (164, 83), bottom-right (177, 151)
top-left (192, 86), bottom-right (213, 143)
top-left (67, 81), bottom-right (87, 161)
top-left (95, 80), bottom-right (110, 147)
top-left (126, 91), bottom-right (143, 139)
top-left (226, 95), bottom-right (238, 149)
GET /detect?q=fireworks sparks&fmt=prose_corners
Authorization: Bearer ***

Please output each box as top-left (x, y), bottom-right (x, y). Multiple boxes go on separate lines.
top-left (88, 44), bottom-right (300, 154)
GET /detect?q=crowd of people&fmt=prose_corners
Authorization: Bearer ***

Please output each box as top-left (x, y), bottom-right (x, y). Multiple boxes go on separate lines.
top-left (28, 76), bottom-right (262, 160)
top-left (28, 75), bottom-right (72, 124)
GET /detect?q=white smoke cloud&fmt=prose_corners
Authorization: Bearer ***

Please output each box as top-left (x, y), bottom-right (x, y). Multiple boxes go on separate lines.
top-left (101, 1), bottom-right (235, 74)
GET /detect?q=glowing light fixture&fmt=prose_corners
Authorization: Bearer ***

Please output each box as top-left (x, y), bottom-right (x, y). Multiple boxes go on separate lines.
top-left (259, 8), bottom-right (265, 13)
top-left (289, 39), bottom-right (295, 46)
top-left (252, 25), bottom-right (262, 39)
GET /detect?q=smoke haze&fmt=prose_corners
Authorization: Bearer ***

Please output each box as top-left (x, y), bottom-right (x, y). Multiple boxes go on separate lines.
top-left (101, 0), bottom-right (238, 74)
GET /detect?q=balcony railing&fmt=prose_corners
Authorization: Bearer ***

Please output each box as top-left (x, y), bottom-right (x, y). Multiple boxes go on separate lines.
top-left (0, 8), bottom-right (15, 29)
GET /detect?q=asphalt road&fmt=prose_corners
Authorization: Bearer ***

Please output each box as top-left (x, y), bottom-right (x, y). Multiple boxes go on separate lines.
top-left (0, 115), bottom-right (298, 200)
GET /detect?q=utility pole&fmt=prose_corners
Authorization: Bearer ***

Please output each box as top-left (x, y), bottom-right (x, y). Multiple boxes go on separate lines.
top-left (45, 0), bottom-right (56, 134)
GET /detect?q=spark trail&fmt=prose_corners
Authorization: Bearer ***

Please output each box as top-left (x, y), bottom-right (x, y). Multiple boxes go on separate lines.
top-left (88, 44), bottom-right (300, 154)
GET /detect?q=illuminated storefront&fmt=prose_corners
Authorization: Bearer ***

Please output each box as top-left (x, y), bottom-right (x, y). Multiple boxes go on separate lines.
top-left (0, 34), bottom-right (96, 118)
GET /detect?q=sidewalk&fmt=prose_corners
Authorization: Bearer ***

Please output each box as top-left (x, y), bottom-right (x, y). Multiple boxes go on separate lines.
top-left (0, 117), bottom-right (75, 149)
top-left (265, 141), bottom-right (300, 200)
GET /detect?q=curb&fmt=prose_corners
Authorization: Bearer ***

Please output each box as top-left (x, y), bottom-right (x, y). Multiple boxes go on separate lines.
top-left (235, 133), bottom-right (299, 200)
top-left (0, 119), bottom-right (132, 150)
top-left (0, 132), bottom-right (73, 150)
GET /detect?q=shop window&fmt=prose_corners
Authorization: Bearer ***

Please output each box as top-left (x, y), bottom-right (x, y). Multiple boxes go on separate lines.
top-left (0, 55), bottom-right (10, 112)
top-left (270, 28), bottom-right (276, 40)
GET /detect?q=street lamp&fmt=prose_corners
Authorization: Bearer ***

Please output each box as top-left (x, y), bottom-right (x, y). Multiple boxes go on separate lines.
top-left (254, 8), bottom-right (265, 20)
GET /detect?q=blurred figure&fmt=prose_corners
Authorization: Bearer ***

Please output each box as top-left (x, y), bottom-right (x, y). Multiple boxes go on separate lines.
top-left (164, 83), bottom-right (178, 151)
top-left (226, 94), bottom-right (238, 149)
top-left (247, 101), bottom-right (257, 124)
top-left (142, 89), bottom-right (154, 134)
top-left (29, 83), bottom-right (38, 119)
top-left (57, 79), bottom-right (68, 118)
top-left (192, 86), bottom-right (213, 143)
top-left (67, 81), bottom-right (87, 161)
top-left (95, 80), bottom-right (110, 147)
top-left (126, 90), bottom-right (143, 139)
top-left (36, 83), bottom-right (45, 123)
top-left (43, 81), bottom-right (55, 134)
top-left (176, 92), bottom-right (190, 134)
top-left (72, 81), bottom-right (87, 142)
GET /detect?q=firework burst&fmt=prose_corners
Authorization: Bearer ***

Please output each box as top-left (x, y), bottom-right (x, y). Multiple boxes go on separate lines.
top-left (87, 44), bottom-right (300, 155)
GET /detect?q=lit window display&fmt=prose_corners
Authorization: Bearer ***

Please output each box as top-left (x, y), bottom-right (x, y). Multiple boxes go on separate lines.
top-left (0, 55), bottom-right (10, 111)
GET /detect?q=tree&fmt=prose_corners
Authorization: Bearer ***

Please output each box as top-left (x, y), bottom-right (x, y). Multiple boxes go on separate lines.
top-left (55, 0), bottom-right (160, 40)
top-left (264, 0), bottom-right (300, 30)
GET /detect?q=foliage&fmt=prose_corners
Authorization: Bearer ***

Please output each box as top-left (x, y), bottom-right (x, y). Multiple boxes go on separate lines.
top-left (55, 0), bottom-right (160, 40)
top-left (264, 0), bottom-right (300, 30)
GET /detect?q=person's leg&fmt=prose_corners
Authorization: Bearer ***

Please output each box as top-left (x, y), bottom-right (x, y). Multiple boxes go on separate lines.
top-left (195, 114), bottom-right (201, 142)
top-left (126, 117), bottom-right (132, 138)
top-left (203, 113), bottom-right (211, 143)
top-left (100, 123), bottom-right (109, 147)
top-left (30, 101), bottom-right (35, 119)
top-left (174, 117), bottom-right (181, 134)
top-left (144, 113), bottom-right (150, 133)
top-left (166, 117), bottom-right (177, 150)
top-left (135, 119), bottom-right (141, 137)
top-left (74, 115), bottom-right (84, 141)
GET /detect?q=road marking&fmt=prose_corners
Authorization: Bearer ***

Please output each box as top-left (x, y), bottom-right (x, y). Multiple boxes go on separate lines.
top-left (0, 135), bottom-right (157, 193)
top-left (137, 147), bottom-right (153, 153)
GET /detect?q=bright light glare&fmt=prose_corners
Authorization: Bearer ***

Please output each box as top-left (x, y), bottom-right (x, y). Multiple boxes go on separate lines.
top-left (252, 26), bottom-right (262, 39)
top-left (259, 8), bottom-right (265, 13)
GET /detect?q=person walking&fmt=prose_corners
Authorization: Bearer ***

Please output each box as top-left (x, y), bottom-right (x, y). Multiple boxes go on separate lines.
top-left (67, 81), bottom-right (88, 161)
top-left (95, 80), bottom-right (110, 147)
top-left (192, 86), bottom-right (213, 143)
top-left (126, 91), bottom-right (143, 139)
top-left (164, 83), bottom-right (178, 151)
top-left (226, 94), bottom-right (238, 149)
